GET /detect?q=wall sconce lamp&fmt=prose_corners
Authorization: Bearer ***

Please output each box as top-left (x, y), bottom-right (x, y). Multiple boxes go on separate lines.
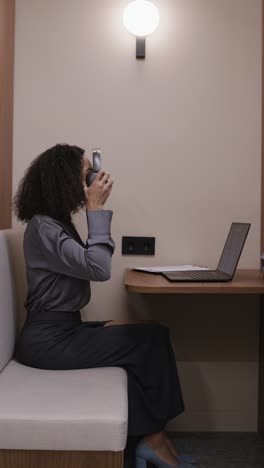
top-left (123, 0), bottom-right (160, 59)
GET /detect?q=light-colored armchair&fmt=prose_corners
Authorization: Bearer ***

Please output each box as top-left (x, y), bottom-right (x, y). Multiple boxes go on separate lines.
top-left (0, 228), bottom-right (128, 468)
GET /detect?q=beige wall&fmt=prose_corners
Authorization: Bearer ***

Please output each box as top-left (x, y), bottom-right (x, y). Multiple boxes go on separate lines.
top-left (12, 0), bottom-right (262, 431)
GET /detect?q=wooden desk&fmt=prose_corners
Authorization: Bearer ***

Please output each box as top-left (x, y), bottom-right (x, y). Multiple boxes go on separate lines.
top-left (124, 268), bottom-right (264, 435)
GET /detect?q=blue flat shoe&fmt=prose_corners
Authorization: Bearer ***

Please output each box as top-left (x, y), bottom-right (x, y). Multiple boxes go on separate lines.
top-left (135, 439), bottom-right (194, 468)
top-left (178, 454), bottom-right (199, 465)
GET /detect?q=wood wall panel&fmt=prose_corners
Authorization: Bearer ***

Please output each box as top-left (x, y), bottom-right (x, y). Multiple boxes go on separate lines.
top-left (0, 0), bottom-right (15, 229)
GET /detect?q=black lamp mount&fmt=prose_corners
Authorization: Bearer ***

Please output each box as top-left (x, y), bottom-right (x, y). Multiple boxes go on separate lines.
top-left (136, 37), bottom-right (146, 59)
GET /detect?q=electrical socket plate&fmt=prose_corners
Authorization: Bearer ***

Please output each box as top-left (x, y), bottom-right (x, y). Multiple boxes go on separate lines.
top-left (122, 236), bottom-right (155, 255)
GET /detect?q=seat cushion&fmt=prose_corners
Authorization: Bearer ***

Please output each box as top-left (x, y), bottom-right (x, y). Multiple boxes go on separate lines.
top-left (0, 360), bottom-right (128, 451)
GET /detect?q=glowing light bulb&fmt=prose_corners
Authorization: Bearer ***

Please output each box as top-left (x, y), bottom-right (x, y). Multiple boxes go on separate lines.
top-left (123, 0), bottom-right (160, 37)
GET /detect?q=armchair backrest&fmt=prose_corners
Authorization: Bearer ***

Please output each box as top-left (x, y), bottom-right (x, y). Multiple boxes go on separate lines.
top-left (0, 228), bottom-right (26, 372)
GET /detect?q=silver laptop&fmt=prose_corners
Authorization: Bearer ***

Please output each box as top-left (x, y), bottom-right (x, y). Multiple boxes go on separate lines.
top-left (161, 222), bottom-right (251, 282)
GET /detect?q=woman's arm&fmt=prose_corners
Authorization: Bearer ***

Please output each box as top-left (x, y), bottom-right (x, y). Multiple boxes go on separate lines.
top-left (34, 210), bottom-right (115, 281)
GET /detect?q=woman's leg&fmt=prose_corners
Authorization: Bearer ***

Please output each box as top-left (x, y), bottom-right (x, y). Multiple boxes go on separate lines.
top-left (142, 430), bottom-right (179, 465)
top-left (104, 320), bottom-right (182, 465)
top-left (22, 318), bottom-right (184, 465)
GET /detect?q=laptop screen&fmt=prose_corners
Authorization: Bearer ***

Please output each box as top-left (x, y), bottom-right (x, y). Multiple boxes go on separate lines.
top-left (217, 223), bottom-right (250, 277)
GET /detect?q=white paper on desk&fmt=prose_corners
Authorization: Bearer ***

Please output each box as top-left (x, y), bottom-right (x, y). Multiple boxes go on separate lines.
top-left (134, 265), bottom-right (210, 273)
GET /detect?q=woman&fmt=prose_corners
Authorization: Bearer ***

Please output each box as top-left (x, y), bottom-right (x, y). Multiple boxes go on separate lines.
top-left (13, 144), bottom-right (195, 468)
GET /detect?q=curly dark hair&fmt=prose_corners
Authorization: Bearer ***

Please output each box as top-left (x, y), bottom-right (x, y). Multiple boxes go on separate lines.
top-left (12, 144), bottom-right (86, 233)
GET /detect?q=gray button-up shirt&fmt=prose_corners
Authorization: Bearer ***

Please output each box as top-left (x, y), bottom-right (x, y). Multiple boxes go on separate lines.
top-left (23, 210), bottom-right (115, 314)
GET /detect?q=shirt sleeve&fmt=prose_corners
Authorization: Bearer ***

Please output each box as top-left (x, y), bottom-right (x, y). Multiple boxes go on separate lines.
top-left (35, 210), bottom-right (115, 281)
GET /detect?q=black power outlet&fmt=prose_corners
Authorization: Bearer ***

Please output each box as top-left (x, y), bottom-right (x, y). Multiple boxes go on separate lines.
top-left (122, 237), bottom-right (155, 255)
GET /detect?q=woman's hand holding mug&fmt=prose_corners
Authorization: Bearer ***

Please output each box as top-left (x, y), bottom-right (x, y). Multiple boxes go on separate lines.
top-left (84, 170), bottom-right (113, 211)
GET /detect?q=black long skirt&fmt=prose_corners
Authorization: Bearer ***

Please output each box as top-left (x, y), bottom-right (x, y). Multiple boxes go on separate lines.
top-left (14, 310), bottom-right (184, 437)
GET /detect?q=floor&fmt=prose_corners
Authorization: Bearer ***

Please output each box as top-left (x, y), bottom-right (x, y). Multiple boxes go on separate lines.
top-left (124, 432), bottom-right (264, 468)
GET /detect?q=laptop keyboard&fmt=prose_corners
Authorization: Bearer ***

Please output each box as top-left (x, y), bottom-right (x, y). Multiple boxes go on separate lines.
top-left (185, 270), bottom-right (226, 280)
